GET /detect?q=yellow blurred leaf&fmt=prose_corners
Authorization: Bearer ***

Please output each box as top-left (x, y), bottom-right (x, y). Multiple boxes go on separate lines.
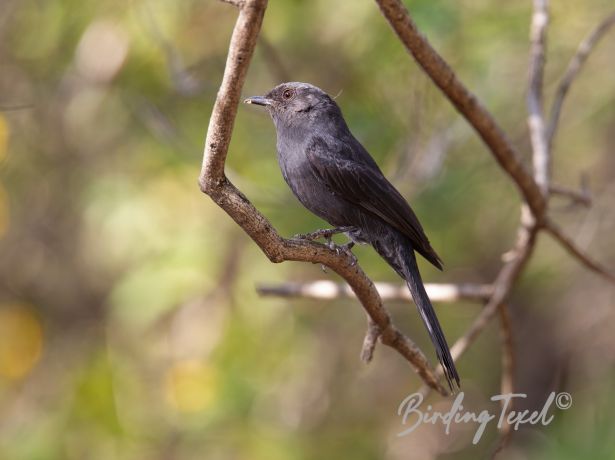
top-left (165, 360), bottom-right (217, 413)
top-left (0, 305), bottom-right (43, 380)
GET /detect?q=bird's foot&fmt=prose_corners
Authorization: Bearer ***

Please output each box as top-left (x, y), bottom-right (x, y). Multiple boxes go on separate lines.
top-left (293, 226), bottom-right (355, 241)
top-left (327, 240), bottom-right (357, 266)
top-left (294, 226), bottom-right (358, 266)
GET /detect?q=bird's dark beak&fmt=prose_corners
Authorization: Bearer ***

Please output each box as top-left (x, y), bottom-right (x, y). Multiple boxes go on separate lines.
top-left (244, 96), bottom-right (273, 106)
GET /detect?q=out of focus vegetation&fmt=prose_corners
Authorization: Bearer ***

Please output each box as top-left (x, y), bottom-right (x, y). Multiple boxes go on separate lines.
top-left (1, 0), bottom-right (614, 459)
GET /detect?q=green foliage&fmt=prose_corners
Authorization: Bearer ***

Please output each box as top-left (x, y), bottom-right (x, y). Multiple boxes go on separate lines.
top-left (1, 0), bottom-right (614, 458)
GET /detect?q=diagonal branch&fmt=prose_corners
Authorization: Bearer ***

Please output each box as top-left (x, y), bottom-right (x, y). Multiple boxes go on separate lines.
top-left (547, 11), bottom-right (615, 148)
top-left (374, 0), bottom-right (546, 218)
top-left (549, 183), bottom-right (591, 207)
top-left (199, 0), bottom-right (447, 395)
top-left (543, 218), bottom-right (615, 284)
top-left (527, 0), bottom-right (550, 196)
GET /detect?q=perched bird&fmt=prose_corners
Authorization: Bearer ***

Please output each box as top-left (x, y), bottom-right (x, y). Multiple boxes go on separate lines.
top-left (245, 82), bottom-right (459, 390)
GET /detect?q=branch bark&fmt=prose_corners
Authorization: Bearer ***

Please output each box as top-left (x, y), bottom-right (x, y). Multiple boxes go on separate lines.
top-left (200, 0), bottom-right (447, 395)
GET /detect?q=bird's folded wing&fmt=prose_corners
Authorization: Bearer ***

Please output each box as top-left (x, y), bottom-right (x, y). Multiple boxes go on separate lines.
top-left (306, 137), bottom-right (442, 269)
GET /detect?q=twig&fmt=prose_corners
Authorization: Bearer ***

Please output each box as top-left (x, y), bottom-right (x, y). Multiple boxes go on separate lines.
top-left (220, 0), bottom-right (245, 7)
top-left (259, 35), bottom-right (291, 82)
top-left (257, 281), bottom-right (493, 303)
top-left (374, 0), bottom-right (546, 217)
top-left (496, 303), bottom-right (515, 450)
top-left (547, 11), bottom-right (615, 147)
top-left (0, 104), bottom-right (33, 112)
top-left (543, 218), bottom-right (615, 283)
top-left (527, 0), bottom-right (550, 196)
top-left (419, 216), bottom-right (538, 395)
top-left (361, 316), bottom-right (380, 363)
top-left (199, 0), bottom-right (447, 395)
top-left (549, 183), bottom-right (591, 207)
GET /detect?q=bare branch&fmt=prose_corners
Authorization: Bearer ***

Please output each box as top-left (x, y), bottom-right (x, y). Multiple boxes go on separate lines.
top-left (361, 316), bottom-right (380, 363)
top-left (220, 0), bottom-right (245, 8)
top-left (543, 218), bottom-right (615, 284)
top-left (549, 183), bottom-right (591, 207)
top-left (200, 0), bottom-right (447, 395)
top-left (257, 280), bottom-right (493, 303)
top-left (374, 0), bottom-right (546, 217)
top-left (527, 0), bottom-right (550, 195)
top-left (450, 225), bottom-right (536, 364)
top-left (0, 103), bottom-right (33, 112)
top-left (547, 11), bottom-right (615, 147)
top-left (259, 35), bottom-right (291, 82)
top-left (420, 215), bottom-right (538, 395)
top-left (497, 304), bottom-right (515, 445)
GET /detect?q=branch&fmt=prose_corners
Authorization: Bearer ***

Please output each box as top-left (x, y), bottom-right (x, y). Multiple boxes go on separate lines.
top-left (374, 0), bottom-right (546, 217)
top-left (543, 218), bottom-right (615, 283)
top-left (549, 183), bottom-right (591, 208)
top-left (199, 0), bottom-right (447, 395)
top-left (527, 0), bottom-right (550, 195)
top-left (495, 303), bottom-right (515, 453)
top-left (220, 0), bottom-right (245, 7)
top-left (257, 281), bottom-right (493, 303)
top-left (419, 217), bottom-right (538, 395)
top-left (547, 11), bottom-right (615, 147)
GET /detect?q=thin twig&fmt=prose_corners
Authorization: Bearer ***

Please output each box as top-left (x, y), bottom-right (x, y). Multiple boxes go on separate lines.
top-left (496, 303), bottom-right (515, 450)
top-left (257, 281), bottom-right (494, 303)
top-left (220, 0), bottom-right (245, 8)
top-left (200, 0), bottom-right (447, 395)
top-left (527, 0), bottom-right (550, 196)
top-left (543, 218), bottom-right (615, 283)
top-left (419, 215), bottom-right (538, 395)
top-left (547, 11), bottom-right (615, 147)
top-left (549, 183), bottom-right (591, 207)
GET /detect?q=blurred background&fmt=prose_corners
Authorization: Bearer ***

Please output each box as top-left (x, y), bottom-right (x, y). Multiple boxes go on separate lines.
top-left (1, 0), bottom-right (614, 458)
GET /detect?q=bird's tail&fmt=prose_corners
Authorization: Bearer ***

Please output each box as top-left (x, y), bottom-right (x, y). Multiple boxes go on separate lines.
top-left (373, 235), bottom-right (460, 391)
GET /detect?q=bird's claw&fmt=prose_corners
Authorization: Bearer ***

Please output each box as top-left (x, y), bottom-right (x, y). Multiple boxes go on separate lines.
top-left (328, 240), bottom-right (357, 266)
top-left (294, 227), bottom-right (358, 267)
top-left (293, 226), bottom-right (355, 241)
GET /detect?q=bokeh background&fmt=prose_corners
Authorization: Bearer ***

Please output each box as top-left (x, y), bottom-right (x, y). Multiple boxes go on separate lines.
top-left (1, 0), bottom-right (614, 458)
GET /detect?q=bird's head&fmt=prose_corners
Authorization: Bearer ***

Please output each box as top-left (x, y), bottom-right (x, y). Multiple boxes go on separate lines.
top-left (244, 82), bottom-right (340, 129)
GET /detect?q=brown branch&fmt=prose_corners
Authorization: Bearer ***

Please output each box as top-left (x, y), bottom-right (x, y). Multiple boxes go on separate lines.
top-left (527, 0), bottom-right (550, 196)
top-left (547, 11), bottom-right (615, 147)
top-left (493, 303), bottom-right (515, 456)
top-left (220, 0), bottom-right (245, 7)
top-left (419, 214), bottom-right (538, 395)
top-left (199, 0), bottom-right (447, 395)
top-left (374, 0), bottom-right (546, 218)
top-left (549, 183), bottom-right (591, 207)
top-left (361, 316), bottom-right (380, 363)
top-left (543, 218), bottom-right (615, 283)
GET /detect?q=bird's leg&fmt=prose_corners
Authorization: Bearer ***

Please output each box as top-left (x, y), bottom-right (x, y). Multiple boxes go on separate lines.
top-left (293, 226), bottom-right (355, 241)
top-left (294, 226), bottom-right (358, 267)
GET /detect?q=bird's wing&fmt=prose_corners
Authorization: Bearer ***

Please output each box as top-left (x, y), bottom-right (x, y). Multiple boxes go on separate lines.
top-left (306, 136), bottom-right (443, 269)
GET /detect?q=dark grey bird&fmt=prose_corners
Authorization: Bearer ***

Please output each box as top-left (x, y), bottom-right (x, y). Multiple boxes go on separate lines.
top-left (245, 82), bottom-right (459, 390)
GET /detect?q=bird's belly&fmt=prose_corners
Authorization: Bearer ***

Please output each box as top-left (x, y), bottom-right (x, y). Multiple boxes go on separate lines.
top-left (282, 162), bottom-right (355, 227)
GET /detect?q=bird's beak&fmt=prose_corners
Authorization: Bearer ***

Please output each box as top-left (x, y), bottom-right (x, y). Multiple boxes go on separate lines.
top-left (244, 96), bottom-right (273, 106)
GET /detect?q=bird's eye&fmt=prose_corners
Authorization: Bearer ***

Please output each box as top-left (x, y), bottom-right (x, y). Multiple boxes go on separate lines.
top-left (282, 89), bottom-right (294, 100)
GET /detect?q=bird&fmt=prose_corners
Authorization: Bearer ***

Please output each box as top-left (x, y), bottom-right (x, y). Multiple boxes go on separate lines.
top-left (244, 82), bottom-right (459, 390)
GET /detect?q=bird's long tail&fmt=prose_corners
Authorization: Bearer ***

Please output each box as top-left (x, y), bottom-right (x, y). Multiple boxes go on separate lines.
top-left (373, 234), bottom-right (460, 391)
